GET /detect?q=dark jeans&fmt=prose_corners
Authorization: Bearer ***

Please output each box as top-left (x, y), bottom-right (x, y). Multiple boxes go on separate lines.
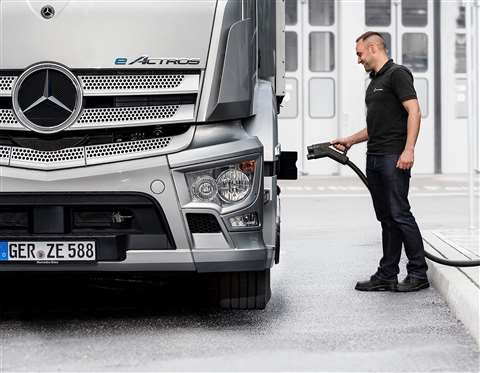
top-left (366, 154), bottom-right (428, 280)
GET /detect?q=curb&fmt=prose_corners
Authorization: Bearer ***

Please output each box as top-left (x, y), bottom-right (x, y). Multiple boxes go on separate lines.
top-left (423, 232), bottom-right (479, 348)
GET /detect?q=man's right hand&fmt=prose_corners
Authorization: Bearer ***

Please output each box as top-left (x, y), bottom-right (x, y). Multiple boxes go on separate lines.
top-left (330, 137), bottom-right (354, 152)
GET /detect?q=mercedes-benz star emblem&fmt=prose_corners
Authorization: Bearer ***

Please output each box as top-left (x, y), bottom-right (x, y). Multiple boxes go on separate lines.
top-left (12, 63), bottom-right (83, 134)
top-left (41, 5), bottom-right (55, 19)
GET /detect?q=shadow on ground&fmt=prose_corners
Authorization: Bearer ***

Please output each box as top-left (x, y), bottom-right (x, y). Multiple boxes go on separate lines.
top-left (0, 273), bottom-right (280, 326)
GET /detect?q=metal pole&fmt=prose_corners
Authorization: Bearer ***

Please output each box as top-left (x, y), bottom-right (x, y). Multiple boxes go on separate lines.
top-left (476, 0), bottom-right (480, 174)
top-left (475, 0), bottom-right (480, 230)
top-left (299, 0), bottom-right (306, 175)
top-left (465, 0), bottom-right (477, 230)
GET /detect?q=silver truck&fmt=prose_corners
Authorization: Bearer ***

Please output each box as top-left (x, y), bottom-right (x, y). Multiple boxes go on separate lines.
top-left (0, 0), bottom-right (295, 309)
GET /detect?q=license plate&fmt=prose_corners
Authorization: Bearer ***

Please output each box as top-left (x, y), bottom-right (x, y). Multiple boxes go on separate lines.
top-left (0, 241), bottom-right (96, 262)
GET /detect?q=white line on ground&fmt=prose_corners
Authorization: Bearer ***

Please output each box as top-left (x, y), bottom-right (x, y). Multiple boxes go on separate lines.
top-left (445, 186), bottom-right (469, 191)
top-left (283, 186), bottom-right (304, 191)
top-left (281, 193), bottom-right (472, 198)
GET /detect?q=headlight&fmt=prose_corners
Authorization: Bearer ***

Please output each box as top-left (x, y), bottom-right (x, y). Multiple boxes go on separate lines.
top-left (217, 169), bottom-right (250, 202)
top-left (185, 159), bottom-right (256, 205)
top-left (191, 176), bottom-right (218, 201)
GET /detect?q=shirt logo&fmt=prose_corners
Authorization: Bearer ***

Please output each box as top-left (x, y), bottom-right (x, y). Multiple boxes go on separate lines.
top-left (373, 88), bottom-right (384, 93)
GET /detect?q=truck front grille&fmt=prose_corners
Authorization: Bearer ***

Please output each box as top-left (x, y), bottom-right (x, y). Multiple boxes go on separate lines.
top-left (0, 70), bottom-right (200, 131)
top-left (0, 132), bottom-right (185, 170)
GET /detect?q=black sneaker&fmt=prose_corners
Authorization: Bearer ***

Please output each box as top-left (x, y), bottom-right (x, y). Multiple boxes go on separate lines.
top-left (355, 275), bottom-right (398, 291)
top-left (396, 275), bottom-right (430, 292)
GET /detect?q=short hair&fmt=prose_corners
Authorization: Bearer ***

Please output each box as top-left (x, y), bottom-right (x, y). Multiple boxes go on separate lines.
top-left (356, 31), bottom-right (386, 51)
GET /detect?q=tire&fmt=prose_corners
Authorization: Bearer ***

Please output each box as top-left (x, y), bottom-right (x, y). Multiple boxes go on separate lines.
top-left (208, 269), bottom-right (271, 310)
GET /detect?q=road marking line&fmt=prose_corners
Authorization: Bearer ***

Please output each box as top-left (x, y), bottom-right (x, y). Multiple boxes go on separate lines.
top-left (284, 186), bottom-right (304, 191)
top-left (445, 186), bottom-right (468, 191)
top-left (282, 192), bottom-right (473, 198)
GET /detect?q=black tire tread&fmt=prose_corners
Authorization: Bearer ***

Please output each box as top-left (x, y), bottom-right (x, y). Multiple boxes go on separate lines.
top-left (213, 269), bottom-right (271, 310)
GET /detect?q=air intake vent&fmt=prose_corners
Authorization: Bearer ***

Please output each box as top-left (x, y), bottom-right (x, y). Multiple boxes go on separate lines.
top-left (186, 214), bottom-right (222, 233)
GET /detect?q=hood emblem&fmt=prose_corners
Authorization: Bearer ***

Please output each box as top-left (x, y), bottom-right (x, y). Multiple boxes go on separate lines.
top-left (12, 63), bottom-right (83, 134)
top-left (41, 5), bottom-right (55, 19)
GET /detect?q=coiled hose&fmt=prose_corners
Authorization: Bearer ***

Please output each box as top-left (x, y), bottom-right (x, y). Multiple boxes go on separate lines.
top-left (306, 142), bottom-right (479, 267)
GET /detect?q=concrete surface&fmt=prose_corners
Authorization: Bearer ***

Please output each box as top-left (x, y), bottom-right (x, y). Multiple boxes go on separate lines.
top-left (0, 175), bottom-right (477, 371)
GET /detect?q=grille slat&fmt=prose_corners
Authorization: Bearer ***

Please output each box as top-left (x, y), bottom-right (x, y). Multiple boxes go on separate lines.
top-left (79, 74), bottom-right (199, 95)
top-left (0, 109), bottom-right (19, 126)
top-left (85, 137), bottom-right (172, 165)
top-left (0, 146), bottom-right (11, 165)
top-left (0, 104), bottom-right (194, 131)
top-left (76, 105), bottom-right (180, 125)
top-left (0, 76), bottom-right (16, 96)
top-left (10, 147), bottom-right (86, 169)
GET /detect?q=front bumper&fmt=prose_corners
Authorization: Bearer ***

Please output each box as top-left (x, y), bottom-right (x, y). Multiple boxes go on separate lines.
top-left (0, 126), bottom-right (273, 273)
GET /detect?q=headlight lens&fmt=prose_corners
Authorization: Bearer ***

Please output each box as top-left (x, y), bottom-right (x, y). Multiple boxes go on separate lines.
top-left (217, 169), bottom-right (250, 202)
top-left (191, 175), bottom-right (218, 201)
top-left (185, 160), bottom-right (256, 205)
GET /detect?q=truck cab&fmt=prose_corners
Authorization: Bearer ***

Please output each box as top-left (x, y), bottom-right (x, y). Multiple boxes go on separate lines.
top-left (0, 0), bottom-right (293, 309)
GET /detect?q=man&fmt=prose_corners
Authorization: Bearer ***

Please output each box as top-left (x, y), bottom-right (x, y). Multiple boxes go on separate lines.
top-left (331, 31), bottom-right (429, 292)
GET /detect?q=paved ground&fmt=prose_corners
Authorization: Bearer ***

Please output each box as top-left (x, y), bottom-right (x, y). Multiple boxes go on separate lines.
top-left (0, 175), bottom-right (478, 371)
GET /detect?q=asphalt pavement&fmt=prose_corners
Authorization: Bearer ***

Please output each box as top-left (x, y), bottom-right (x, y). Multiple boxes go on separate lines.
top-left (0, 175), bottom-right (478, 372)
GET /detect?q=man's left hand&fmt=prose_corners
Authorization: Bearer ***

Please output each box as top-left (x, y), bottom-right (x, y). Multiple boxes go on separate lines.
top-left (397, 149), bottom-right (414, 169)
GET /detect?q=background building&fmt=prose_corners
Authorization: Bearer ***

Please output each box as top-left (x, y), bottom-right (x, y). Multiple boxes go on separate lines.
top-left (279, 0), bottom-right (480, 175)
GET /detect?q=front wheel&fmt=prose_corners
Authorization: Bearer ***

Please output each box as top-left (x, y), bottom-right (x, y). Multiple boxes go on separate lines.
top-left (208, 269), bottom-right (271, 309)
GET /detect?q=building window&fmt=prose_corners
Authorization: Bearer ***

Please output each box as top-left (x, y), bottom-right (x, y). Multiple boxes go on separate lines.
top-left (456, 4), bottom-right (466, 28)
top-left (455, 79), bottom-right (468, 118)
top-left (402, 33), bottom-right (428, 72)
top-left (402, 0), bottom-right (428, 27)
top-left (309, 32), bottom-right (335, 72)
top-left (309, 78), bottom-right (335, 118)
top-left (285, 31), bottom-right (298, 72)
top-left (285, 0), bottom-right (297, 26)
top-left (455, 33), bottom-right (466, 74)
top-left (380, 32), bottom-right (392, 58)
top-left (365, 0), bottom-right (391, 26)
top-left (309, 0), bottom-right (334, 26)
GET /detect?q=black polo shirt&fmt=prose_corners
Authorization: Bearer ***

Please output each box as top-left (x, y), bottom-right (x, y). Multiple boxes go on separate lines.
top-left (365, 59), bottom-right (417, 154)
